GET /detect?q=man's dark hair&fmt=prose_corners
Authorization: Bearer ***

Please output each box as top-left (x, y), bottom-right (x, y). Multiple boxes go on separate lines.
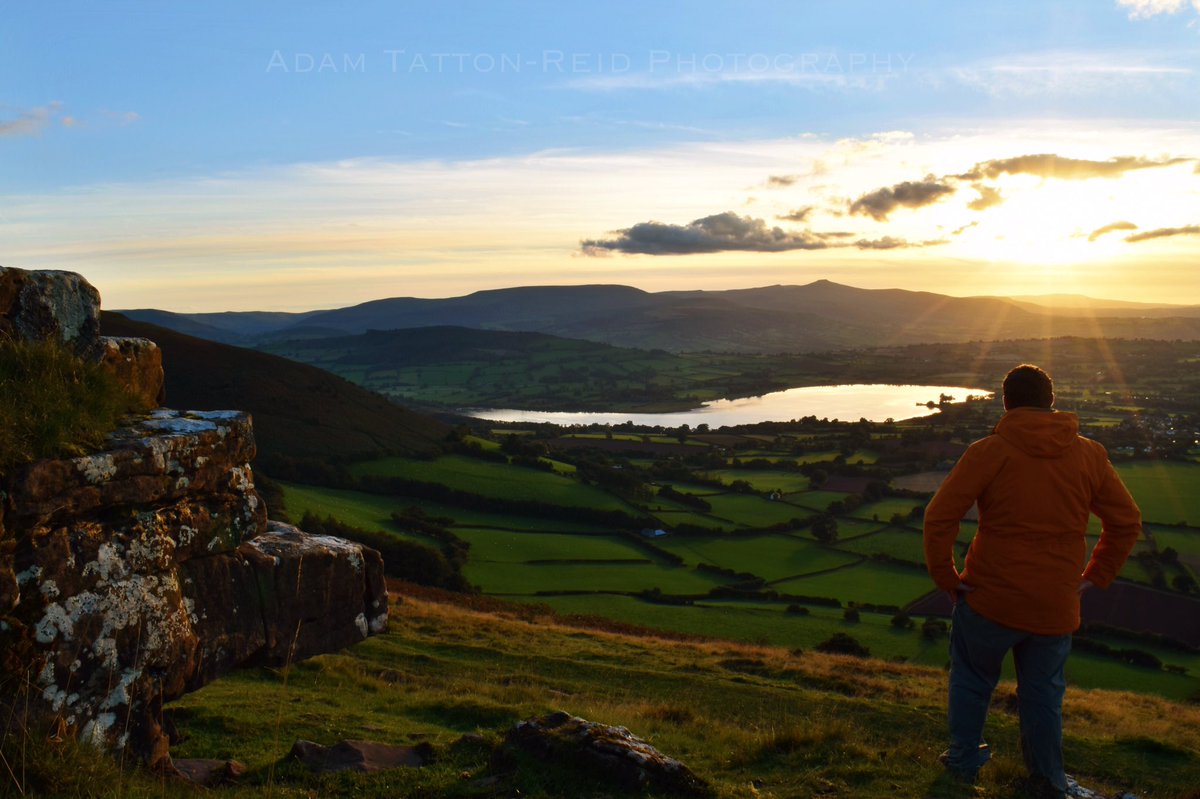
top-left (1003, 364), bottom-right (1054, 409)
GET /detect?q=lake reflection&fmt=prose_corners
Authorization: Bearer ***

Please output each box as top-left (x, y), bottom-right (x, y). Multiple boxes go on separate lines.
top-left (466, 384), bottom-right (991, 427)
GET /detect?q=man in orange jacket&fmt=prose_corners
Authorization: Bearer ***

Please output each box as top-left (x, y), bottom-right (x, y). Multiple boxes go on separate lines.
top-left (923, 364), bottom-right (1141, 798)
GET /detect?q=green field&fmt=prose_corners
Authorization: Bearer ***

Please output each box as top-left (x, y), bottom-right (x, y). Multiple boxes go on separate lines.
top-left (466, 560), bottom-right (727, 595)
top-left (351, 455), bottom-right (628, 511)
top-left (657, 535), bottom-right (860, 581)
top-left (454, 528), bottom-right (649, 563)
top-left (701, 469), bottom-right (811, 493)
top-left (1115, 461), bottom-right (1200, 526)
top-left (701, 492), bottom-right (812, 528)
top-left (787, 489), bottom-right (852, 511)
top-left (834, 527), bottom-right (928, 564)
top-left (282, 483), bottom-right (430, 541)
top-left (773, 561), bottom-right (935, 606)
top-left (281, 483), bottom-right (608, 534)
top-left (851, 497), bottom-right (924, 522)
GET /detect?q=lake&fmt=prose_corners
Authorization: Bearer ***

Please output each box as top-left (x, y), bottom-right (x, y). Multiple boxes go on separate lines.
top-left (466, 384), bottom-right (991, 427)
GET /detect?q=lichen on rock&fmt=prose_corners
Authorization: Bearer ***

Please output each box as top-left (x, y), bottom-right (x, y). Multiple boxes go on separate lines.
top-left (1, 266), bottom-right (389, 770)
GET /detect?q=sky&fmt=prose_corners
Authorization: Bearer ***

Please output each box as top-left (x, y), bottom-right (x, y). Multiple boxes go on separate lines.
top-left (3, 0), bottom-right (1199, 311)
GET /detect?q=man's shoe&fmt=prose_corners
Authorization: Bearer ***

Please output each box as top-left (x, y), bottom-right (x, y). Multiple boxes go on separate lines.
top-left (1021, 774), bottom-right (1066, 799)
top-left (938, 743), bottom-right (990, 783)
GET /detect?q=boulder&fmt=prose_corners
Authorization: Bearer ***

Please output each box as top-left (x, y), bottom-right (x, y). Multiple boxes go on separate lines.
top-left (172, 758), bottom-right (247, 787)
top-left (5, 409), bottom-right (258, 530)
top-left (0, 265), bottom-right (101, 354)
top-left (500, 711), bottom-right (712, 797)
top-left (97, 336), bottom-right (165, 408)
top-left (1, 410), bottom-right (388, 768)
top-left (289, 739), bottom-right (433, 773)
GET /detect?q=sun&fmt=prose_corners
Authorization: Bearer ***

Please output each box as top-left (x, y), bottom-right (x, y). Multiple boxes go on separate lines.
top-left (951, 177), bottom-right (1130, 268)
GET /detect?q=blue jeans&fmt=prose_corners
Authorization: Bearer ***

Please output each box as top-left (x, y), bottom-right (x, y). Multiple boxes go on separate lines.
top-left (946, 599), bottom-right (1071, 793)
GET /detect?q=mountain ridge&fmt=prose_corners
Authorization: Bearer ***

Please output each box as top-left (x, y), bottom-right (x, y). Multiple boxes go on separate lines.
top-left (116, 280), bottom-right (1200, 353)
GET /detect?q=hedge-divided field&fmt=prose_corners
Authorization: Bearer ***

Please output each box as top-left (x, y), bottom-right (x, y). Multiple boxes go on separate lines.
top-left (280, 454), bottom-right (1200, 701)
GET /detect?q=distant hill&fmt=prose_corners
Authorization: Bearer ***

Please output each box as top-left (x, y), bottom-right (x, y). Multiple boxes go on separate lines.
top-left (117, 280), bottom-right (1200, 353)
top-left (260, 325), bottom-right (703, 411)
top-left (998, 293), bottom-right (1200, 319)
top-left (100, 312), bottom-right (448, 463)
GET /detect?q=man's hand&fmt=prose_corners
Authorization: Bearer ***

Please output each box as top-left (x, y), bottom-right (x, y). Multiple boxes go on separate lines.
top-left (1078, 579), bottom-right (1095, 594)
top-left (947, 582), bottom-right (975, 606)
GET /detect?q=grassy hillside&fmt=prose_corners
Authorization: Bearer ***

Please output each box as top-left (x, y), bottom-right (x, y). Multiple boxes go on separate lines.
top-left (13, 587), bottom-right (1196, 797)
top-left (100, 312), bottom-right (448, 463)
top-left (261, 326), bottom-right (705, 411)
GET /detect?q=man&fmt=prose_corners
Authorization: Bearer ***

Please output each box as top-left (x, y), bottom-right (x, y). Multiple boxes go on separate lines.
top-left (923, 364), bottom-right (1141, 798)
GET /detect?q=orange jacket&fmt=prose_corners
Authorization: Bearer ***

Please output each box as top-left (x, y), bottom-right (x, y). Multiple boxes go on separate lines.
top-left (923, 407), bottom-right (1141, 635)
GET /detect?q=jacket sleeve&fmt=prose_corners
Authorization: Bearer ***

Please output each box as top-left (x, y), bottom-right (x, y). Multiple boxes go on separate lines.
top-left (1082, 455), bottom-right (1142, 588)
top-left (923, 441), bottom-right (1003, 593)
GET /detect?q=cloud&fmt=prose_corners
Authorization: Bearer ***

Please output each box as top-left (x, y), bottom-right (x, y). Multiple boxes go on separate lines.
top-left (849, 179), bottom-right (955, 221)
top-left (1116, 0), bottom-right (1200, 18)
top-left (967, 185), bottom-right (1003, 211)
top-left (1125, 224), bottom-right (1200, 242)
top-left (767, 174), bottom-right (799, 187)
top-left (0, 102), bottom-right (60, 137)
top-left (776, 206), bottom-right (814, 222)
top-left (1087, 220), bottom-right (1139, 241)
top-left (960, 153), bottom-right (1190, 181)
top-left (952, 221), bottom-right (979, 236)
top-left (854, 236), bottom-right (947, 250)
top-left (580, 211), bottom-right (832, 254)
top-left (103, 110), bottom-right (140, 126)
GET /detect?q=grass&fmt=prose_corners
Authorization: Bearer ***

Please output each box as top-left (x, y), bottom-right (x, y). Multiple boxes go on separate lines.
top-left (772, 561), bottom-right (935, 606)
top-left (351, 455), bottom-right (628, 511)
top-left (700, 493), bottom-right (811, 528)
top-left (155, 589), bottom-right (1200, 798)
top-left (1115, 461), bottom-right (1200, 526)
top-left (465, 560), bottom-right (726, 595)
top-left (281, 482), bottom-right (607, 534)
top-left (657, 535), bottom-right (859, 582)
top-left (454, 528), bottom-right (650, 563)
top-left (7, 588), bottom-right (1199, 797)
top-left (701, 469), bottom-right (811, 493)
top-left (833, 527), bottom-right (928, 564)
top-left (0, 337), bottom-right (146, 475)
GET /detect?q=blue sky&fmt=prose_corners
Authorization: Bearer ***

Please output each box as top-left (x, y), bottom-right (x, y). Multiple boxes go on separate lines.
top-left (4, 1), bottom-right (1199, 310)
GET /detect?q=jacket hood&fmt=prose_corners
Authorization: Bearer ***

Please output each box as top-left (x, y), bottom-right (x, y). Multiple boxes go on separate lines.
top-left (993, 407), bottom-right (1080, 458)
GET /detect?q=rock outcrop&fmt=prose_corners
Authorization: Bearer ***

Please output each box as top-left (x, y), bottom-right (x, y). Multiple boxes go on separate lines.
top-left (0, 266), bottom-right (101, 353)
top-left (1, 265), bottom-right (165, 404)
top-left (499, 711), bottom-right (712, 797)
top-left (0, 266), bottom-right (387, 768)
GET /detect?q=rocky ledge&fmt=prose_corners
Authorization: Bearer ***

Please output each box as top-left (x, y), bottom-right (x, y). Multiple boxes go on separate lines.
top-left (1, 410), bottom-right (386, 768)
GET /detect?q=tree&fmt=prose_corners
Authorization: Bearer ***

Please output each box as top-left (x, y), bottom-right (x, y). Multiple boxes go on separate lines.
top-left (815, 633), bottom-right (871, 658)
top-left (891, 612), bottom-right (915, 630)
top-left (843, 607), bottom-right (860, 623)
top-left (812, 513), bottom-right (839, 544)
top-left (1172, 573), bottom-right (1197, 594)
top-left (922, 617), bottom-right (949, 641)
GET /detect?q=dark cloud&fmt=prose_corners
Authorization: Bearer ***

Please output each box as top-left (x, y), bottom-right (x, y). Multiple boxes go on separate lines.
top-left (854, 236), bottom-right (947, 250)
top-left (1087, 221), bottom-right (1138, 242)
top-left (849, 180), bottom-right (955, 221)
top-left (580, 211), bottom-right (831, 255)
top-left (967, 185), bottom-right (1003, 211)
top-left (767, 174), bottom-right (799, 187)
top-left (776, 206), bottom-right (814, 222)
top-left (960, 154), bottom-right (1191, 181)
top-left (814, 230), bottom-right (855, 239)
top-left (1125, 224), bottom-right (1200, 243)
